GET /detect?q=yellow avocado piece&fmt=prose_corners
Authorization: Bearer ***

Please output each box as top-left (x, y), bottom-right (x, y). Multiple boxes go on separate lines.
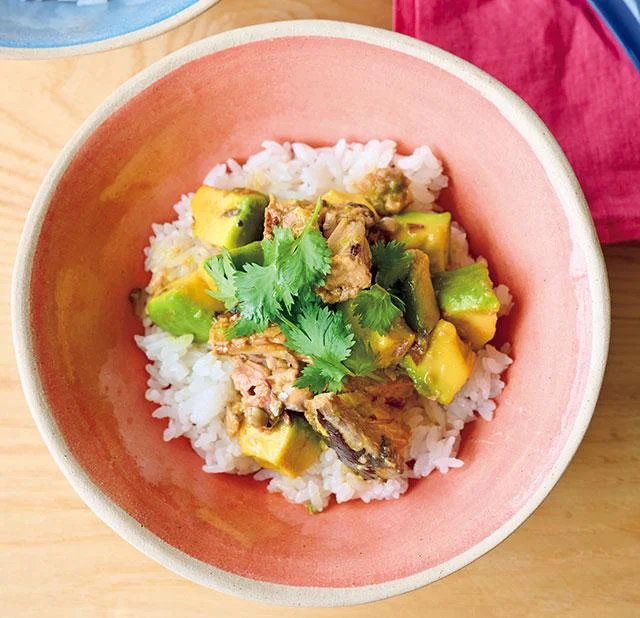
top-left (447, 311), bottom-right (497, 350)
top-left (432, 263), bottom-right (501, 350)
top-left (369, 317), bottom-right (416, 368)
top-left (339, 301), bottom-right (415, 369)
top-left (175, 269), bottom-right (216, 303)
top-left (239, 415), bottom-right (323, 479)
top-left (192, 186), bottom-right (268, 248)
top-left (402, 319), bottom-right (475, 405)
top-left (146, 269), bottom-right (223, 343)
top-left (320, 189), bottom-right (379, 219)
top-left (393, 211), bottom-right (451, 272)
top-left (196, 259), bottom-right (226, 311)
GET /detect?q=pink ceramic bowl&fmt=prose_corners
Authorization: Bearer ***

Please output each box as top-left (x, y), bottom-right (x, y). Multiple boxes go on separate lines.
top-left (13, 21), bottom-right (609, 606)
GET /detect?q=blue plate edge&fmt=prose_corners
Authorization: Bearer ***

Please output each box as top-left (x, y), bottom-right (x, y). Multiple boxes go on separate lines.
top-left (587, 0), bottom-right (640, 71)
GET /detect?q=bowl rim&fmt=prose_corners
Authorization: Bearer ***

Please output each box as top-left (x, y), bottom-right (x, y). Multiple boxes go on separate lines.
top-left (0, 0), bottom-right (220, 60)
top-left (12, 20), bottom-right (611, 607)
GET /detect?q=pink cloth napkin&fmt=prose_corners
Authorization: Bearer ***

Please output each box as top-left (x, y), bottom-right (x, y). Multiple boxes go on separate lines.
top-left (394, 0), bottom-right (640, 243)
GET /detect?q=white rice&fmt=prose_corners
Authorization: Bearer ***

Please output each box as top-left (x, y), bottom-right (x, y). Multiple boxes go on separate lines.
top-left (135, 140), bottom-right (513, 512)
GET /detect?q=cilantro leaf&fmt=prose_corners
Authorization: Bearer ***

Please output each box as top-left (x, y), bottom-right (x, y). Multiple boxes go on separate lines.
top-left (203, 251), bottom-right (238, 310)
top-left (234, 262), bottom-right (282, 325)
top-left (227, 199), bottom-right (331, 326)
top-left (268, 227), bottom-right (298, 310)
top-left (281, 304), bottom-right (354, 361)
top-left (345, 340), bottom-right (380, 376)
top-left (260, 235), bottom-right (277, 265)
top-left (371, 240), bottom-right (413, 289)
top-left (280, 304), bottom-right (354, 393)
top-left (273, 200), bottom-right (331, 300)
top-left (295, 361), bottom-right (345, 394)
top-left (225, 316), bottom-right (267, 339)
top-left (269, 226), bottom-right (295, 257)
top-left (353, 284), bottom-right (403, 334)
top-left (282, 227), bottom-right (332, 290)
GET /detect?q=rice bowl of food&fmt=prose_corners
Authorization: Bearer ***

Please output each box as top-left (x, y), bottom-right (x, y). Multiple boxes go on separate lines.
top-left (13, 21), bottom-right (609, 606)
top-left (134, 139), bottom-right (514, 512)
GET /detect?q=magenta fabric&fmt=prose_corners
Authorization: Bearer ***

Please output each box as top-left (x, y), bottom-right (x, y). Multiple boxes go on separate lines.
top-left (394, 0), bottom-right (640, 243)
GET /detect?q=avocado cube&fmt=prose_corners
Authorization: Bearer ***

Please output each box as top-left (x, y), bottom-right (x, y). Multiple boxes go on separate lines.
top-left (448, 312), bottom-right (498, 351)
top-left (432, 263), bottom-right (501, 349)
top-left (228, 240), bottom-right (264, 269)
top-left (239, 414), bottom-right (322, 478)
top-left (402, 249), bottom-right (440, 335)
top-left (340, 300), bottom-right (415, 369)
top-left (146, 269), bottom-right (223, 342)
top-left (369, 318), bottom-right (416, 368)
top-left (402, 319), bottom-right (475, 405)
top-left (192, 186), bottom-right (269, 249)
top-left (392, 211), bottom-right (451, 272)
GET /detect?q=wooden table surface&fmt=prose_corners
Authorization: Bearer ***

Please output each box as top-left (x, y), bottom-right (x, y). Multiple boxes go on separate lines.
top-left (1, 1), bottom-right (638, 616)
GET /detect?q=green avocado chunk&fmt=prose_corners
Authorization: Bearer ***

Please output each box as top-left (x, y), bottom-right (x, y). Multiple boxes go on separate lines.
top-left (192, 186), bottom-right (269, 249)
top-left (402, 249), bottom-right (440, 335)
top-left (146, 270), bottom-right (221, 343)
top-left (401, 319), bottom-right (475, 405)
top-left (432, 262), bottom-right (501, 349)
top-left (239, 413), bottom-right (322, 479)
top-left (392, 211), bottom-right (451, 273)
top-left (229, 240), bottom-right (264, 269)
top-left (340, 300), bottom-right (415, 370)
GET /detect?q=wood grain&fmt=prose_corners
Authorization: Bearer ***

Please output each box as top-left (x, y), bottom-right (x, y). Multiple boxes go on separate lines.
top-left (1, 1), bottom-right (638, 616)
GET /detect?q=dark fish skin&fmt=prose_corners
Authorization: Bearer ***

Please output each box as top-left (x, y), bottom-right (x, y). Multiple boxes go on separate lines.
top-left (317, 413), bottom-right (377, 480)
top-left (317, 414), bottom-right (402, 481)
top-left (305, 390), bottom-right (411, 481)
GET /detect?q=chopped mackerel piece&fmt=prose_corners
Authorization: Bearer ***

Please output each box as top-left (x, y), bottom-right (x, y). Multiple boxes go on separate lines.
top-left (263, 196), bottom-right (319, 239)
top-left (212, 313), bottom-right (312, 434)
top-left (358, 167), bottom-right (412, 216)
top-left (321, 200), bottom-right (375, 237)
top-left (318, 206), bottom-right (373, 304)
top-left (304, 389), bottom-right (410, 480)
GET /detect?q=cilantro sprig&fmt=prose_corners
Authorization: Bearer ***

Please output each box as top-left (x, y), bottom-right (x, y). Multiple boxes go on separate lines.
top-left (371, 240), bottom-right (413, 288)
top-left (351, 240), bottom-right (413, 335)
top-left (203, 198), bottom-right (331, 325)
top-left (203, 250), bottom-right (239, 310)
top-left (203, 200), bottom-right (352, 392)
top-left (345, 339), bottom-right (379, 377)
top-left (230, 198), bottom-right (331, 325)
top-left (353, 284), bottom-right (405, 334)
top-left (280, 304), bottom-right (355, 393)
